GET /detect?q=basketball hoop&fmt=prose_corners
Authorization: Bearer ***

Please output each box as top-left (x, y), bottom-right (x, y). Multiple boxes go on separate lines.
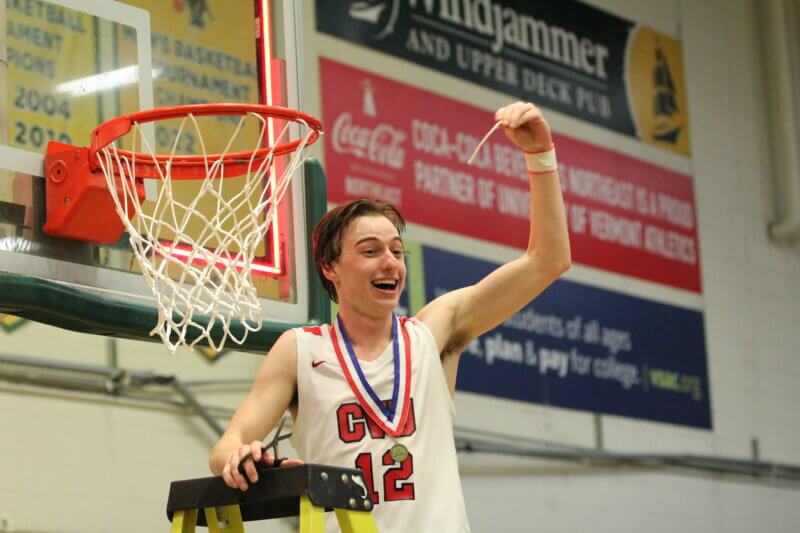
top-left (43, 103), bottom-right (322, 354)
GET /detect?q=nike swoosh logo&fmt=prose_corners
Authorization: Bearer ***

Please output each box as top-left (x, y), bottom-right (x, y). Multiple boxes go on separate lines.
top-left (311, 360), bottom-right (326, 368)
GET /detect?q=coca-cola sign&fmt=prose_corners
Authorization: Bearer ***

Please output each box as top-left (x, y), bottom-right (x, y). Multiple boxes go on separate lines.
top-left (320, 57), bottom-right (701, 292)
top-left (331, 112), bottom-right (407, 169)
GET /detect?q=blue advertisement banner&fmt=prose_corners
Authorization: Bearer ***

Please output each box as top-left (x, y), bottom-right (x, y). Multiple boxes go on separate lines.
top-left (423, 246), bottom-right (711, 428)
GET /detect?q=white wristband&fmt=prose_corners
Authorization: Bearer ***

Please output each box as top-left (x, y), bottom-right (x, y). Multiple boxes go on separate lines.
top-left (524, 145), bottom-right (558, 174)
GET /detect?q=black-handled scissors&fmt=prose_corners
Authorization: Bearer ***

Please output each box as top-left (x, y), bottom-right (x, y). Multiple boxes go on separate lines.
top-left (236, 416), bottom-right (293, 476)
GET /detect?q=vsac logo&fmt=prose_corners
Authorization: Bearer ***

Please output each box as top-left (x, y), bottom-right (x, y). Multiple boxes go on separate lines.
top-left (347, 0), bottom-right (400, 39)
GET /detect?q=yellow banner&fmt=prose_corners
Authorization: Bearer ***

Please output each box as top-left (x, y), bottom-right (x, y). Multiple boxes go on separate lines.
top-left (116, 0), bottom-right (260, 153)
top-left (116, 0), bottom-right (280, 300)
top-left (5, 1), bottom-right (100, 153)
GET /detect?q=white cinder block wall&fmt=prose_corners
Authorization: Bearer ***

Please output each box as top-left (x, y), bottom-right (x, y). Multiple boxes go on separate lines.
top-left (1, 0), bottom-right (799, 532)
top-left (0, 331), bottom-right (297, 533)
top-left (457, 0), bottom-right (800, 531)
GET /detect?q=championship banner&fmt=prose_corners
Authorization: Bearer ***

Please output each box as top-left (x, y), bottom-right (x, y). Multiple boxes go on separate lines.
top-left (5, 1), bottom-right (99, 153)
top-left (321, 58), bottom-right (701, 293)
top-left (115, 1), bottom-right (282, 276)
top-left (316, 0), bottom-right (690, 156)
top-left (117, 0), bottom-right (260, 152)
top-left (424, 246), bottom-right (711, 428)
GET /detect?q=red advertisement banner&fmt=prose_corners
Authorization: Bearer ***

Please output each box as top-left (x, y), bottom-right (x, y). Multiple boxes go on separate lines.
top-left (320, 58), bottom-right (701, 293)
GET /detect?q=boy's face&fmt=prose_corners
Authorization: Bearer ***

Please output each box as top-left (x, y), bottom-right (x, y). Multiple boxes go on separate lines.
top-left (324, 214), bottom-right (406, 317)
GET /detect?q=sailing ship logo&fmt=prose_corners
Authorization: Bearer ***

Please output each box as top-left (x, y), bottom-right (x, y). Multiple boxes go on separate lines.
top-left (626, 26), bottom-right (690, 155)
top-left (652, 42), bottom-right (682, 144)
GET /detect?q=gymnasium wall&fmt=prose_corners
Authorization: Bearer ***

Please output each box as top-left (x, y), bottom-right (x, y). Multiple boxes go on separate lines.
top-left (325, 0), bottom-right (800, 530)
top-left (1, 0), bottom-right (799, 532)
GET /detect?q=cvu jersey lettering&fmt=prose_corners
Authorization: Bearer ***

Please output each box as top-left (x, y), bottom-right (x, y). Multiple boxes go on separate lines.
top-left (337, 399), bottom-right (417, 443)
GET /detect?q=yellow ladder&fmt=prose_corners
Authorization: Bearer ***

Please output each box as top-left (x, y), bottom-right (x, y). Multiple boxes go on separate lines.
top-left (167, 464), bottom-right (377, 533)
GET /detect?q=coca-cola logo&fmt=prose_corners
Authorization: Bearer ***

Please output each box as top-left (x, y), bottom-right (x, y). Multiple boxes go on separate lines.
top-left (331, 112), bottom-right (407, 169)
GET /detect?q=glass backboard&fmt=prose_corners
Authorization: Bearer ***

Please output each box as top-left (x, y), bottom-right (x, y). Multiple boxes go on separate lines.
top-left (0, 0), bottom-right (328, 352)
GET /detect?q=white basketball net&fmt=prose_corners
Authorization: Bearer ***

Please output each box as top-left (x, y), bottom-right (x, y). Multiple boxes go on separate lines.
top-left (95, 112), bottom-right (315, 354)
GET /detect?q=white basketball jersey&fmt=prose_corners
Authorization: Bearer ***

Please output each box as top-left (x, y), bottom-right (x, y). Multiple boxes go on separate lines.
top-left (292, 317), bottom-right (470, 532)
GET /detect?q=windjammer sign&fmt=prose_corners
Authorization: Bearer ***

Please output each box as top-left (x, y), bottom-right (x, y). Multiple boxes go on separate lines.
top-left (317, 0), bottom-right (690, 156)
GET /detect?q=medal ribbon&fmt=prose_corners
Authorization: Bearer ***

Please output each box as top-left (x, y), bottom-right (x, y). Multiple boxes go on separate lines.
top-left (332, 314), bottom-right (412, 438)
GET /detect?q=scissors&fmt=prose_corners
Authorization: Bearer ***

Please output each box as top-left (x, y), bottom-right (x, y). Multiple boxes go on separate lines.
top-left (236, 416), bottom-right (293, 476)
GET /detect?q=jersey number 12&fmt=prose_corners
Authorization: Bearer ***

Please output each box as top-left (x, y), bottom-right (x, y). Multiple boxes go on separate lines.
top-left (355, 450), bottom-right (415, 504)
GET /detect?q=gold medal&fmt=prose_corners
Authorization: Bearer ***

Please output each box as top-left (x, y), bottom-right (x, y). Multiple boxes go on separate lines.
top-left (389, 443), bottom-right (409, 463)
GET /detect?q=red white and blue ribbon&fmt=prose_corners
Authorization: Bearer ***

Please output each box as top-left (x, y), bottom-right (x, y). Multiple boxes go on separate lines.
top-left (331, 314), bottom-right (412, 438)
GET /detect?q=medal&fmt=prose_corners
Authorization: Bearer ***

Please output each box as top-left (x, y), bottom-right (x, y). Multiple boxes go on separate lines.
top-left (389, 443), bottom-right (409, 463)
top-left (332, 314), bottom-right (413, 438)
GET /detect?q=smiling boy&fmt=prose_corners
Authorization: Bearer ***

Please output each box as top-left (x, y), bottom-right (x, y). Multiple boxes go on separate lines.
top-left (209, 101), bottom-right (570, 532)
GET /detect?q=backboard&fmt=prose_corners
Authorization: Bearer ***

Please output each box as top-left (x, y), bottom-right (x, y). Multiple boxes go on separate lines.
top-left (0, 0), bottom-right (329, 352)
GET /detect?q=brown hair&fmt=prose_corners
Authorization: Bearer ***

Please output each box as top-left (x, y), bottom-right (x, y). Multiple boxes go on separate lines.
top-left (312, 199), bottom-right (405, 302)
